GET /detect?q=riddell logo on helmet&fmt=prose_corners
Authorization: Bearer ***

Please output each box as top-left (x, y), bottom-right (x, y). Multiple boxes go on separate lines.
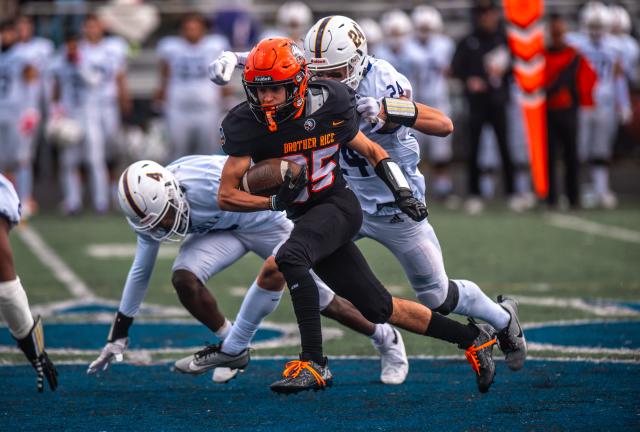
top-left (310, 58), bottom-right (329, 65)
top-left (254, 76), bottom-right (273, 82)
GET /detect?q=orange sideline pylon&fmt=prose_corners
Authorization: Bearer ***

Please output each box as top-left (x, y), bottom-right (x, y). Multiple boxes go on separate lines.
top-left (503, 0), bottom-right (548, 198)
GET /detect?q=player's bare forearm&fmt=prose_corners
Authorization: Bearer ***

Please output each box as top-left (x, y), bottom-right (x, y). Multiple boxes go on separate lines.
top-left (218, 156), bottom-right (271, 212)
top-left (413, 102), bottom-right (454, 137)
top-left (347, 131), bottom-right (389, 166)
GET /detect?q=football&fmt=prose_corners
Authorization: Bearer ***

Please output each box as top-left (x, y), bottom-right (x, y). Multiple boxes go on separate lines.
top-left (240, 158), bottom-right (304, 197)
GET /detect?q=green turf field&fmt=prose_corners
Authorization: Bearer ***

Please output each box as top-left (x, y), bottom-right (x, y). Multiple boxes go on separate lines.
top-left (4, 201), bottom-right (640, 363)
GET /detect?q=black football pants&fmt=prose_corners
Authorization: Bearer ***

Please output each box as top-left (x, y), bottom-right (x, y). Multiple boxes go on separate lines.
top-left (547, 108), bottom-right (580, 208)
top-left (275, 186), bottom-right (393, 363)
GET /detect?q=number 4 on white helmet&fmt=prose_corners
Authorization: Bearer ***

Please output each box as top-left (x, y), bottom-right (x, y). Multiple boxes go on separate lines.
top-left (117, 160), bottom-right (190, 242)
top-left (304, 15), bottom-right (369, 89)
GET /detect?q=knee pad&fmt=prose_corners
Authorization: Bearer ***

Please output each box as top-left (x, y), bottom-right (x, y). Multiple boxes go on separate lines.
top-left (432, 280), bottom-right (459, 316)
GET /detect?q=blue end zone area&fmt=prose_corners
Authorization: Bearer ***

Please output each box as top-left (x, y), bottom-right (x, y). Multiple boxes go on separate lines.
top-left (0, 323), bottom-right (282, 350)
top-left (1, 359), bottom-right (638, 431)
top-left (526, 321), bottom-right (640, 349)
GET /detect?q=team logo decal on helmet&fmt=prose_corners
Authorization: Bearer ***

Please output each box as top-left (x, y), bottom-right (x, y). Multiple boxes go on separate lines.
top-left (242, 37), bottom-right (309, 132)
top-left (304, 118), bottom-right (316, 131)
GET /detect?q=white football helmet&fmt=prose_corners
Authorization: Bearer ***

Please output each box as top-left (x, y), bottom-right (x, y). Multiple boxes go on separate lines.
top-left (304, 15), bottom-right (369, 89)
top-left (46, 116), bottom-right (84, 148)
top-left (609, 5), bottom-right (631, 35)
top-left (380, 9), bottom-right (413, 50)
top-left (117, 160), bottom-right (190, 242)
top-left (277, 2), bottom-right (312, 34)
top-left (580, 2), bottom-right (611, 38)
top-left (412, 5), bottom-right (443, 39)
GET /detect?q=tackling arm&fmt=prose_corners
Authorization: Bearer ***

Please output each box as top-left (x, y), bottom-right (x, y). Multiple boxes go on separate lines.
top-left (356, 97), bottom-right (453, 136)
top-left (347, 132), bottom-right (428, 221)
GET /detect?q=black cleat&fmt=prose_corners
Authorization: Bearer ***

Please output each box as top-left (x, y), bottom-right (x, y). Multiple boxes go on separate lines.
top-left (465, 321), bottom-right (497, 393)
top-left (174, 343), bottom-right (250, 375)
top-left (270, 357), bottom-right (333, 394)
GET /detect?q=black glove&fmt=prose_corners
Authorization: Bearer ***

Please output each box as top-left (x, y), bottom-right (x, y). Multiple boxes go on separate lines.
top-left (396, 189), bottom-right (428, 222)
top-left (269, 165), bottom-right (307, 211)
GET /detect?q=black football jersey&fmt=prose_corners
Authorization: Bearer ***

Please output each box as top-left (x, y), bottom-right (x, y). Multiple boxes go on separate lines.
top-left (221, 79), bottom-right (360, 218)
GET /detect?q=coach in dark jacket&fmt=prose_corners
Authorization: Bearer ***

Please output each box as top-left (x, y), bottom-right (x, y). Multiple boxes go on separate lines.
top-left (452, 0), bottom-right (515, 205)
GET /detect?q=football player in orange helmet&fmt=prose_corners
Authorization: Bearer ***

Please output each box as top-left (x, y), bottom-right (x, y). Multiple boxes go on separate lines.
top-left (219, 37), bottom-right (497, 394)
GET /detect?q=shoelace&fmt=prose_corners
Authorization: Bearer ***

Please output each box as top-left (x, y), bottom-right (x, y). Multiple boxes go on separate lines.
top-left (465, 338), bottom-right (497, 375)
top-left (194, 343), bottom-right (220, 360)
top-left (282, 360), bottom-right (326, 387)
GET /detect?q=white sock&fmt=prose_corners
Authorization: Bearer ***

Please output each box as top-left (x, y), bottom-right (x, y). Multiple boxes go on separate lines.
top-left (370, 323), bottom-right (386, 345)
top-left (222, 280), bottom-right (283, 355)
top-left (451, 279), bottom-right (510, 330)
top-left (215, 318), bottom-right (232, 340)
top-left (0, 277), bottom-right (34, 339)
top-left (592, 166), bottom-right (609, 195)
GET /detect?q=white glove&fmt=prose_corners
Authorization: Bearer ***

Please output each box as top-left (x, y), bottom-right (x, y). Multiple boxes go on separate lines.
top-left (86, 337), bottom-right (129, 374)
top-left (356, 96), bottom-right (384, 132)
top-left (209, 51), bottom-right (240, 85)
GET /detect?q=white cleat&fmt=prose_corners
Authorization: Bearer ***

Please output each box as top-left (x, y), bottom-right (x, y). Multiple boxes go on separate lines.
top-left (212, 367), bottom-right (240, 384)
top-left (372, 324), bottom-right (408, 385)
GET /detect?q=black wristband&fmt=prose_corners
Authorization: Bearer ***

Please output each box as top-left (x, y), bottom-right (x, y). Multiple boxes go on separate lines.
top-left (382, 97), bottom-right (418, 127)
top-left (108, 311), bottom-right (134, 342)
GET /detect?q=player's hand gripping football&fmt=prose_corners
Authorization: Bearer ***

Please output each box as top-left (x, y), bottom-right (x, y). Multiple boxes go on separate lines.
top-left (86, 337), bottom-right (129, 374)
top-left (269, 166), bottom-right (308, 211)
top-left (396, 190), bottom-right (428, 222)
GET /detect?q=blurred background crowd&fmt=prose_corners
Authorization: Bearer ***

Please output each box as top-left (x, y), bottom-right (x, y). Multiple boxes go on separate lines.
top-left (0, 0), bottom-right (638, 218)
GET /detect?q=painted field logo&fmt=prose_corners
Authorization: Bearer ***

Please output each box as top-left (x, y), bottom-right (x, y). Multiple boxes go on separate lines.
top-left (304, 119), bottom-right (316, 131)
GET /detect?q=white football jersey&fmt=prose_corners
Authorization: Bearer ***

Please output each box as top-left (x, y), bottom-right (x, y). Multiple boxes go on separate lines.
top-left (340, 57), bottom-right (426, 216)
top-left (566, 32), bottom-right (624, 106)
top-left (100, 36), bottom-right (128, 104)
top-left (613, 34), bottom-right (639, 82)
top-left (0, 173), bottom-right (21, 227)
top-left (15, 37), bottom-right (54, 73)
top-left (157, 35), bottom-right (228, 110)
top-left (0, 45), bottom-right (32, 117)
top-left (49, 52), bottom-right (90, 112)
top-left (409, 34), bottom-right (454, 106)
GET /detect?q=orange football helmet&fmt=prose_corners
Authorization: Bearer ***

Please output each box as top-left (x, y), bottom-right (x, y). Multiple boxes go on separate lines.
top-left (243, 37), bottom-right (309, 131)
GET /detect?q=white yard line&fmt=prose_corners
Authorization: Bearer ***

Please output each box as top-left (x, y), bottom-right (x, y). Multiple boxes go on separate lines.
top-left (546, 213), bottom-right (640, 244)
top-left (517, 296), bottom-right (639, 317)
top-left (16, 225), bottom-right (95, 299)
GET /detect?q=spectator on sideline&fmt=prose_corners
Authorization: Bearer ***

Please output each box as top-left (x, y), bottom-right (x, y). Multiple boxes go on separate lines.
top-left (451, 0), bottom-right (515, 214)
top-left (545, 13), bottom-right (597, 209)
